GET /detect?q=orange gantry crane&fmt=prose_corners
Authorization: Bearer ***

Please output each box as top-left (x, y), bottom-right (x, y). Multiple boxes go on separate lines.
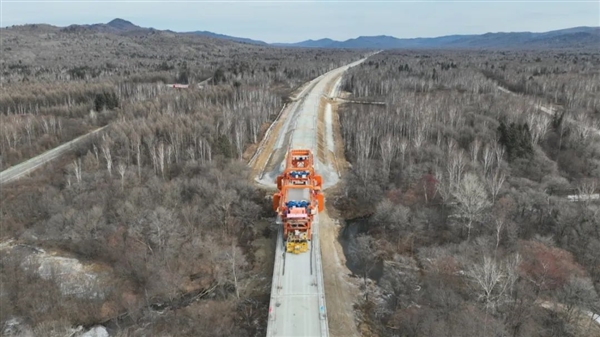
top-left (272, 150), bottom-right (324, 254)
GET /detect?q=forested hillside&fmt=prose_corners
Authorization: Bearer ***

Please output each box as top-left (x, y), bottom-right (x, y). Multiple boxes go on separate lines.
top-left (336, 50), bottom-right (600, 337)
top-left (0, 24), bottom-right (362, 169)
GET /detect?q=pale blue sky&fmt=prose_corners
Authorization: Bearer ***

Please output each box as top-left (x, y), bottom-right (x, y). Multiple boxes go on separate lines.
top-left (1, 0), bottom-right (598, 43)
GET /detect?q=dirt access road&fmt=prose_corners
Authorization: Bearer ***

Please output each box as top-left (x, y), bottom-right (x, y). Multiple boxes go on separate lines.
top-left (251, 56), bottom-right (375, 337)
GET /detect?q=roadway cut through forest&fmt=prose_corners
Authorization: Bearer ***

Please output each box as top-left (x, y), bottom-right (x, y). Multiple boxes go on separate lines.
top-left (251, 56), bottom-right (371, 337)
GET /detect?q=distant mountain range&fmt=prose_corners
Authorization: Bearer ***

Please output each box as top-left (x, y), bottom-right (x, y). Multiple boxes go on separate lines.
top-left (274, 27), bottom-right (600, 49)
top-left (31, 18), bottom-right (600, 50)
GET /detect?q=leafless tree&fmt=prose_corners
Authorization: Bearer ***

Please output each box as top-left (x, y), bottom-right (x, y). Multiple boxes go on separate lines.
top-left (148, 145), bottom-right (157, 175)
top-left (167, 130), bottom-right (180, 164)
top-left (494, 145), bottom-right (504, 170)
top-left (231, 242), bottom-right (240, 299)
top-left (202, 138), bottom-right (213, 163)
top-left (25, 117), bottom-right (34, 146)
top-left (494, 219), bottom-right (504, 253)
top-left (466, 253), bottom-right (520, 336)
top-left (3, 124), bottom-right (15, 150)
top-left (101, 137), bottom-right (112, 178)
top-left (488, 168), bottom-right (506, 203)
top-left (11, 126), bottom-right (18, 149)
top-left (134, 133), bottom-right (142, 179)
top-left (451, 173), bottom-right (492, 241)
top-left (399, 139), bottom-right (408, 166)
top-left (447, 148), bottom-right (467, 190)
top-left (467, 256), bottom-right (506, 310)
top-left (248, 113), bottom-right (260, 144)
top-left (186, 146), bottom-right (195, 162)
top-left (72, 159), bottom-right (82, 185)
top-left (577, 178), bottom-right (598, 205)
top-left (166, 144), bottom-right (173, 170)
top-left (49, 116), bottom-right (58, 135)
top-left (234, 120), bottom-right (246, 160)
top-left (481, 143), bottom-right (494, 177)
top-left (412, 126), bottom-right (426, 156)
top-left (354, 157), bottom-right (374, 187)
top-left (528, 113), bottom-right (550, 145)
top-left (223, 242), bottom-right (249, 299)
top-left (118, 162), bottom-right (127, 191)
top-left (89, 109), bottom-right (97, 122)
top-left (434, 169), bottom-right (452, 203)
top-left (158, 142), bottom-right (166, 179)
top-left (470, 138), bottom-right (481, 163)
top-left (92, 143), bottom-right (99, 163)
top-left (355, 129), bottom-right (374, 162)
top-left (41, 117), bottom-right (50, 134)
top-left (379, 134), bottom-right (397, 177)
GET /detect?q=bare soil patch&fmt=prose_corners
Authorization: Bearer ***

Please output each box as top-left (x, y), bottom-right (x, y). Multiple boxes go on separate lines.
top-left (319, 209), bottom-right (361, 337)
top-left (317, 98), bottom-right (328, 164)
top-left (330, 100), bottom-right (349, 174)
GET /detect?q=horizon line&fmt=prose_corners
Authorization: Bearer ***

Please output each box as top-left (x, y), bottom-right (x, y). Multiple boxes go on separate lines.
top-left (2, 19), bottom-right (598, 44)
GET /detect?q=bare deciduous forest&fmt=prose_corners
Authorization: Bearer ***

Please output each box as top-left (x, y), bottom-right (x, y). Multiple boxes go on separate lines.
top-left (0, 24), bottom-right (365, 336)
top-left (2, 22), bottom-right (600, 337)
top-left (0, 24), bottom-right (361, 170)
top-left (336, 49), bottom-right (600, 336)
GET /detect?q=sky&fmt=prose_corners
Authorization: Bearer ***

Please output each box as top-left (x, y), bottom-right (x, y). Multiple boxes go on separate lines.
top-left (1, 0), bottom-right (599, 43)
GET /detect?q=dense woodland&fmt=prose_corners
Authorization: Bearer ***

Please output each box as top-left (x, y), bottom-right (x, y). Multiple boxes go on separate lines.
top-left (337, 50), bottom-right (600, 336)
top-left (2, 22), bottom-right (600, 337)
top-left (0, 24), bottom-right (365, 336)
top-left (1, 24), bottom-right (361, 170)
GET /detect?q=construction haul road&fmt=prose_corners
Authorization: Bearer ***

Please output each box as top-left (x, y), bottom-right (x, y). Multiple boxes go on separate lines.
top-left (261, 57), bottom-right (368, 337)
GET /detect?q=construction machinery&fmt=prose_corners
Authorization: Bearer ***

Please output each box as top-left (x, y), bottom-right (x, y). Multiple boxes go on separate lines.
top-left (276, 149), bottom-right (323, 189)
top-left (272, 150), bottom-right (324, 254)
